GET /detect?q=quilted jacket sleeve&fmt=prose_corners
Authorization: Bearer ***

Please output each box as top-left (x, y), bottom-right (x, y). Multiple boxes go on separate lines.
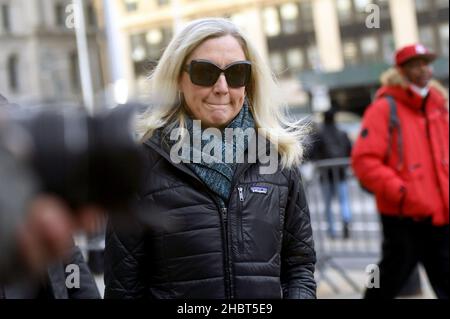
top-left (280, 167), bottom-right (317, 299)
top-left (104, 213), bottom-right (147, 299)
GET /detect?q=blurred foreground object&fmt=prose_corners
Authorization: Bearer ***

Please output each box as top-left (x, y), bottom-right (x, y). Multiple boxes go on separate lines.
top-left (0, 102), bottom-right (143, 280)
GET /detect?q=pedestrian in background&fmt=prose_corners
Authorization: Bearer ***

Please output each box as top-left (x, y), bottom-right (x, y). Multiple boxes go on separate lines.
top-left (352, 44), bottom-right (449, 299)
top-left (310, 108), bottom-right (353, 239)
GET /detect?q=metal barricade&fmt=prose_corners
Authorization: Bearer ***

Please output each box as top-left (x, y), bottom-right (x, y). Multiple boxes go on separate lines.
top-left (301, 158), bottom-right (381, 294)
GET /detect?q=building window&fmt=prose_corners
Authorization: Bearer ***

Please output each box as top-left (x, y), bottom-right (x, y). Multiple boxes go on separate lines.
top-left (263, 7), bottom-right (280, 37)
top-left (69, 51), bottom-right (80, 91)
top-left (146, 29), bottom-right (164, 59)
top-left (435, 0), bottom-right (449, 8)
top-left (7, 54), bottom-right (19, 92)
top-left (131, 27), bottom-right (172, 78)
top-left (146, 29), bottom-right (163, 45)
top-left (374, 0), bottom-right (390, 18)
top-left (131, 33), bottom-right (146, 62)
top-left (280, 3), bottom-right (299, 34)
top-left (354, 0), bottom-right (371, 15)
top-left (1, 4), bottom-right (11, 32)
top-left (382, 33), bottom-right (395, 64)
top-left (419, 26), bottom-right (437, 52)
top-left (286, 48), bottom-right (304, 71)
top-left (55, 3), bottom-right (65, 27)
top-left (269, 52), bottom-right (286, 76)
top-left (87, 3), bottom-right (97, 27)
top-left (439, 23), bottom-right (449, 57)
top-left (124, 0), bottom-right (138, 12)
top-left (414, 0), bottom-right (431, 12)
top-left (307, 45), bottom-right (320, 70)
top-left (299, 0), bottom-right (314, 31)
top-left (337, 0), bottom-right (353, 23)
top-left (131, 45), bottom-right (146, 62)
top-left (343, 40), bottom-right (359, 66)
top-left (157, 0), bottom-right (170, 6)
top-left (360, 35), bottom-right (379, 62)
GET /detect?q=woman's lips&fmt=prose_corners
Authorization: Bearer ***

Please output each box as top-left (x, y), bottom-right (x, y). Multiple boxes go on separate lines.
top-left (205, 102), bottom-right (230, 108)
top-left (205, 102), bottom-right (230, 105)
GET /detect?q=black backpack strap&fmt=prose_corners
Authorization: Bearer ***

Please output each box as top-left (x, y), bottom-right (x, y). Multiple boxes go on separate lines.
top-left (385, 95), bottom-right (403, 170)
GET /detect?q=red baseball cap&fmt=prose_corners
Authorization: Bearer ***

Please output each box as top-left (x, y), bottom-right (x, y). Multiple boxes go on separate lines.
top-left (395, 44), bottom-right (437, 66)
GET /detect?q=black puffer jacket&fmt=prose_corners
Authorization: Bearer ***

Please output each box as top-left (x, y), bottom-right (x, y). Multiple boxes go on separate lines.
top-left (104, 136), bottom-right (316, 299)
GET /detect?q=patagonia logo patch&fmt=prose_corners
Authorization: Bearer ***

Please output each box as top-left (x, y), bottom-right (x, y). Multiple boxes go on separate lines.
top-left (250, 186), bottom-right (268, 194)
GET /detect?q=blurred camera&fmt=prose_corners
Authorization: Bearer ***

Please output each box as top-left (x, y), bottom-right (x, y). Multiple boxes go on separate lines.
top-left (0, 104), bottom-right (143, 278)
top-left (1, 104), bottom-right (143, 212)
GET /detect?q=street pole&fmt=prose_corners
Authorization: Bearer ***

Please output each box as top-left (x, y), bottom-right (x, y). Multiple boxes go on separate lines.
top-left (103, 0), bottom-right (128, 107)
top-left (73, 0), bottom-right (95, 114)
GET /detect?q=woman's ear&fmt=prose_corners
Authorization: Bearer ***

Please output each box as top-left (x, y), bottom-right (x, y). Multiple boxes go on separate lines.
top-left (177, 68), bottom-right (185, 93)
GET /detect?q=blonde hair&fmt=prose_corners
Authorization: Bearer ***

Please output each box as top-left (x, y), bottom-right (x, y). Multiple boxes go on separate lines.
top-left (136, 18), bottom-right (307, 168)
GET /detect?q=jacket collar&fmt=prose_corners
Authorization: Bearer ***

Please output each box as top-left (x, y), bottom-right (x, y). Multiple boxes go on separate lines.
top-left (376, 67), bottom-right (446, 111)
top-left (376, 85), bottom-right (425, 110)
top-left (143, 131), bottom-right (276, 187)
top-left (376, 85), bottom-right (445, 112)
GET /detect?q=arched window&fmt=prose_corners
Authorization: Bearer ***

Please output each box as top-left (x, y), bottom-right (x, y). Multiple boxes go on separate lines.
top-left (7, 54), bottom-right (19, 92)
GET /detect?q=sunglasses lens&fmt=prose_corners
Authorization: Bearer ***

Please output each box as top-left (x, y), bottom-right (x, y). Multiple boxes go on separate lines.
top-left (188, 61), bottom-right (251, 87)
top-left (225, 63), bottom-right (251, 87)
top-left (190, 62), bottom-right (221, 86)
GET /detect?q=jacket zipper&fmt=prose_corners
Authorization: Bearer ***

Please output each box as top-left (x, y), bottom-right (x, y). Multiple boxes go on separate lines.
top-left (220, 207), bottom-right (232, 298)
top-left (237, 186), bottom-right (244, 253)
top-left (144, 140), bottom-right (256, 299)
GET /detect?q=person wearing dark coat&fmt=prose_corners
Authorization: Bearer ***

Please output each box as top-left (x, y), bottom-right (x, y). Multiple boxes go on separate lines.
top-left (310, 109), bottom-right (353, 238)
top-left (104, 18), bottom-right (316, 299)
top-left (352, 44), bottom-right (449, 299)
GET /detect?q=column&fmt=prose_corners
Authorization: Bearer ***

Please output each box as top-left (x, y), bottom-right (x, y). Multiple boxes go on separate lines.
top-left (312, 0), bottom-right (344, 72)
top-left (389, 0), bottom-right (419, 49)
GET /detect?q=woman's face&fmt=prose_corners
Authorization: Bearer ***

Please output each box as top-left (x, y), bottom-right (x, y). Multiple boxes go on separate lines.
top-left (179, 35), bottom-right (247, 129)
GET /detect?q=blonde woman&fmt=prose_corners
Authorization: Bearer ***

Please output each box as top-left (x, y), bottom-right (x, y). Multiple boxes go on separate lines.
top-left (104, 18), bottom-right (316, 299)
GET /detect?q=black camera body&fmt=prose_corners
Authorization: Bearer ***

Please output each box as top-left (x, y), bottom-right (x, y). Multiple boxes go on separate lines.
top-left (19, 106), bottom-right (142, 211)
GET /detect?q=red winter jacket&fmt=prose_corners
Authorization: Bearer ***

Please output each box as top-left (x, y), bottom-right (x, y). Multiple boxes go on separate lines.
top-left (351, 70), bottom-right (449, 226)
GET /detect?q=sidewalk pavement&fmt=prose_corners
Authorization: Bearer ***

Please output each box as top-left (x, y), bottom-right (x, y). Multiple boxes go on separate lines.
top-left (316, 265), bottom-right (436, 299)
top-left (94, 266), bottom-right (436, 299)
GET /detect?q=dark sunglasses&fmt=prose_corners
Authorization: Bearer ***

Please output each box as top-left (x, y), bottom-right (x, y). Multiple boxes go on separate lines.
top-left (183, 59), bottom-right (251, 88)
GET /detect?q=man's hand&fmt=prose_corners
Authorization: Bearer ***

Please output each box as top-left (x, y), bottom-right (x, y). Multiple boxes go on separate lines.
top-left (15, 195), bottom-right (105, 274)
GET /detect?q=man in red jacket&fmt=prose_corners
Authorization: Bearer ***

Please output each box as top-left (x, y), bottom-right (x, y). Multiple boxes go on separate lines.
top-left (352, 44), bottom-right (449, 299)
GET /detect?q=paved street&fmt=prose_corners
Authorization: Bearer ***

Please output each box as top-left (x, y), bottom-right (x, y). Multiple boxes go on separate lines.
top-left (316, 261), bottom-right (436, 299)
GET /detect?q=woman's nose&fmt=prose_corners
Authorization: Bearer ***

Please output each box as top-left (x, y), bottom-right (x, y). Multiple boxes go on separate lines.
top-left (213, 73), bottom-right (229, 93)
